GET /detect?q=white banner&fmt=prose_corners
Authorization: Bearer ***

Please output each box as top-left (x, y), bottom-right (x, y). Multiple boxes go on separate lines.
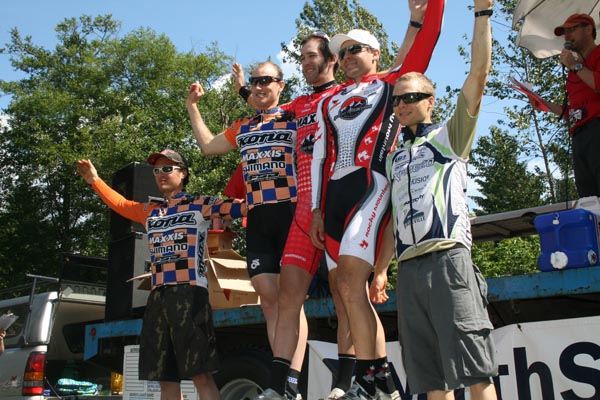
top-left (308, 315), bottom-right (600, 399)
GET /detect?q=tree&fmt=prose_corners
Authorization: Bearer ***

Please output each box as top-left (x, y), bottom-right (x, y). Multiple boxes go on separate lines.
top-left (280, 0), bottom-right (401, 90)
top-left (0, 15), bottom-right (249, 288)
top-left (470, 126), bottom-right (545, 214)
top-left (472, 236), bottom-right (540, 277)
top-left (482, 0), bottom-right (577, 204)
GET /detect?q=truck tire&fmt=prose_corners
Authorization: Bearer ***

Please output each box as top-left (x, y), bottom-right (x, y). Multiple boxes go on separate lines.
top-left (215, 348), bottom-right (271, 400)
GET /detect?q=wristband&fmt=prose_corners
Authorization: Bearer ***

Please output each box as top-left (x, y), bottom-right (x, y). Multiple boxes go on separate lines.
top-left (238, 86), bottom-right (251, 101)
top-left (409, 20), bottom-right (423, 29)
top-left (474, 9), bottom-right (493, 17)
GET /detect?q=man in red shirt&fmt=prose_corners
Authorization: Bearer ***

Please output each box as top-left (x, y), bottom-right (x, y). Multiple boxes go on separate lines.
top-left (532, 13), bottom-right (600, 197)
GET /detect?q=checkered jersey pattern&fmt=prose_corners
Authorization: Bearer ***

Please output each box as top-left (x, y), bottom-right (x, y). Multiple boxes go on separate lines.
top-left (146, 193), bottom-right (243, 288)
top-left (224, 108), bottom-right (297, 209)
top-left (91, 180), bottom-right (245, 289)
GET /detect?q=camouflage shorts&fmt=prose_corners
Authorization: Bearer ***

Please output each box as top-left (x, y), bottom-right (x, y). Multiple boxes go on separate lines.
top-left (139, 285), bottom-right (219, 382)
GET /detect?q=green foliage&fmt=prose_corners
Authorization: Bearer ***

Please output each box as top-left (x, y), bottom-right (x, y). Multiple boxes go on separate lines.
top-left (473, 236), bottom-right (540, 277)
top-left (470, 126), bottom-right (545, 214)
top-left (281, 0), bottom-right (399, 90)
top-left (0, 15), bottom-right (250, 288)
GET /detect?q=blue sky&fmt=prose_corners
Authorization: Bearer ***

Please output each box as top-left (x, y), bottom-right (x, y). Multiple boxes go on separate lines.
top-left (1, 1), bottom-right (515, 204)
top-left (0, 1), bottom-right (505, 110)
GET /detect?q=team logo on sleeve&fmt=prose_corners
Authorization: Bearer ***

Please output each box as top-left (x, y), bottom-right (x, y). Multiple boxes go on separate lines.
top-left (300, 133), bottom-right (316, 155)
top-left (335, 96), bottom-right (372, 120)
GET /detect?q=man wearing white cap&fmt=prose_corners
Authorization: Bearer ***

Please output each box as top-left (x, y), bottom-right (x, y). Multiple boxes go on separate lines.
top-left (309, 1), bottom-right (444, 398)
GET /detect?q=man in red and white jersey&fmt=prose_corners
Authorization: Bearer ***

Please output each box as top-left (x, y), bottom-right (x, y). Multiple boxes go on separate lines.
top-left (310, 1), bottom-right (444, 398)
top-left (235, 3), bottom-right (441, 399)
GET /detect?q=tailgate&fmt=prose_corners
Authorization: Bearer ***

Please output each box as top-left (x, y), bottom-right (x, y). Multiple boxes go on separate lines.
top-left (0, 345), bottom-right (46, 400)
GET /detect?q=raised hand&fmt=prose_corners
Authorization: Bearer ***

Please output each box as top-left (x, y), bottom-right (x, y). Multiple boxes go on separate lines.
top-left (185, 81), bottom-right (205, 108)
top-left (76, 159), bottom-right (99, 185)
top-left (232, 62), bottom-right (246, 93)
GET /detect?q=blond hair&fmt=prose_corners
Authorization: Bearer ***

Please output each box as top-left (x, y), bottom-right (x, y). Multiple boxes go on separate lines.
top-left (396, 72), bottom-right (435, 96)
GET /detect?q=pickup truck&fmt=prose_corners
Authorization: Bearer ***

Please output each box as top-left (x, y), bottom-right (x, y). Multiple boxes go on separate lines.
top-left (0, 257), bottom-right (114, 400)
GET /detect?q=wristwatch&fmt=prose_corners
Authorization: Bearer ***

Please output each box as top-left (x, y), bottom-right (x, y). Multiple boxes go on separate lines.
top-left (572, 63), bottom-right (584, 72)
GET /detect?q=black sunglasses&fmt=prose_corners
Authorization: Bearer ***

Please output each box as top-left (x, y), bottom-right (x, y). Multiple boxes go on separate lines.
top-left (391, 92), bottom-right (433, 106)
top-left (152, 165), bottom-right (181, 176)
top-left (249, 76), bottom-right (282, 86)
top-left (339, 44), bottom-right (371, 59)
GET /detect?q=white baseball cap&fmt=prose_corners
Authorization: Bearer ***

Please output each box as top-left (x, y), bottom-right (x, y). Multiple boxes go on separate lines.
top-left (329, 29), bottom-right (380, 55)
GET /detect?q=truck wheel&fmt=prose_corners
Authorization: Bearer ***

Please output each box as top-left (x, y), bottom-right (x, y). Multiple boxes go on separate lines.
top-left (215, 348), bottom-right (271, 400)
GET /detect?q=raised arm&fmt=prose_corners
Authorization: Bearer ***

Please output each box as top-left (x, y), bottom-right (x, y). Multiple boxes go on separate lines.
top-left (232, 62), bottom-right (246, 95)
top-left (77, 159), bottom-right (149, 225)
top-left (380, 0), bottom-right (429, 75)
top-left (462, 0), bottom-right (493, 116)
top-left (232, 63), bottom-right (260, 110)
top-left (397, 0), bottom-right (444, 75)
top-left (185, 81), bottom-right (236, 155)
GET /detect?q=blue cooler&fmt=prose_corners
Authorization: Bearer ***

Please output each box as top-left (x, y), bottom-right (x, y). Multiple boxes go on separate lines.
top-left (534, 208), bottom-right (600, 271)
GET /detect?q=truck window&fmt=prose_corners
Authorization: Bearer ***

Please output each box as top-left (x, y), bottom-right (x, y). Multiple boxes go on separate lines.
top-left (0, 302), bottom-right (29, 340)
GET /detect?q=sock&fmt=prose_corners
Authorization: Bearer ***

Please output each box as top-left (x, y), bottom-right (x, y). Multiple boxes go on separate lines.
top-left (354, 359), bottom-right (377, 396)
top-left (269, 357), bottom-right (291, 395)
top-left (374, 357), bottom-right (396, 394)
top-left (334, 353), bottom-right (356, 392)
top-left (285, 369), bottom-right (301, 398)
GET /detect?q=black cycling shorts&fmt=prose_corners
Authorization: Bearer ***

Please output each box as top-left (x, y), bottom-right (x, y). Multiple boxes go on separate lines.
top-left (245, 201), bottom-right (295, 277)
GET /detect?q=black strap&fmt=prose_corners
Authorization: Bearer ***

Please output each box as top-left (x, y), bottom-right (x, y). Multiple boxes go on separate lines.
top-left (238, 85), bottom-right (251, 101)
top-left (474, 9), bottom-right (493, 17)
top-left (409, 20), bottom-right (423, 29)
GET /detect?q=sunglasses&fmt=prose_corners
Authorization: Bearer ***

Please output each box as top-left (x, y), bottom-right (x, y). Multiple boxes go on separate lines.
top-left (249, 76), bottom-right (282, 86)
top-left (391, 92), bottom-right (433, 106)
top-left (339, 44), bottom-right (371, 59)
top-left (152, 165), bottom-right (181, 176)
